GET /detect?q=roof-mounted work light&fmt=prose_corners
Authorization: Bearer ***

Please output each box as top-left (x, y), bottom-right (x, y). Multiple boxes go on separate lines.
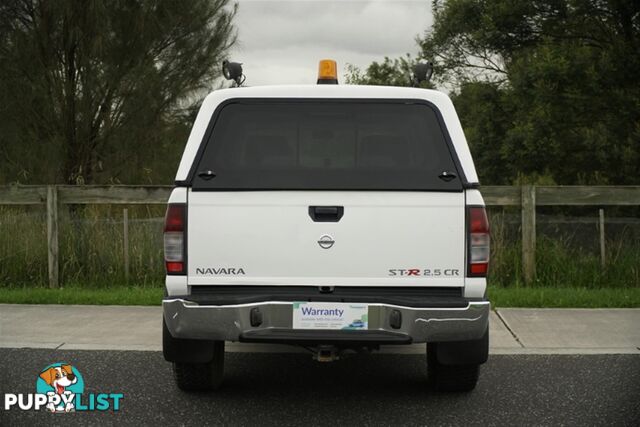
top-left (412, 62), bottom-right (433, 87)
top-left (222, 60), bottom-right (245, 86)
top-left (317, 59), bottom-right (338, 84)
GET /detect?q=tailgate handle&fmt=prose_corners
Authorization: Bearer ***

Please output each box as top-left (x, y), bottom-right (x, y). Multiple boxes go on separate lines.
top-left (309, 206), bottom-right (344, 222)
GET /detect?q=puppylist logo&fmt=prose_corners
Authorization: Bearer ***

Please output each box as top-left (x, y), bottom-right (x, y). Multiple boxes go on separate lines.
top-left (3, 362), bottom-right (123, 413)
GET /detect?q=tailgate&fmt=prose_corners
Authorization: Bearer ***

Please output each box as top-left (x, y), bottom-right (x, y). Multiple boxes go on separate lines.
top-left (187, 191), bottom-right (465, 287)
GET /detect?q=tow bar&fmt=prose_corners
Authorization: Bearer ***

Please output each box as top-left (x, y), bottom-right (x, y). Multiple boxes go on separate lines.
top-left (313, 345), bottom-right (339, 362)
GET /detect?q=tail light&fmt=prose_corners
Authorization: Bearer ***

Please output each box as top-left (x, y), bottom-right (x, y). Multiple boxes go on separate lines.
top-left (467, 206), bottom-right (490, 277)
top-left (164, 204), bottom-right (186, 275)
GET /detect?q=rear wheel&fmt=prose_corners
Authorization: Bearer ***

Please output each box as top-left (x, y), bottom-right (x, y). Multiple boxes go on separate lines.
top-left (173, 341), bottom-right (225, 391)
top-left (427, 343), bottom-right (480, 392)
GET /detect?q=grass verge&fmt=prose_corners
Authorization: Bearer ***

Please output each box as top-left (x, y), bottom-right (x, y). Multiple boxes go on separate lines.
top-left (488, 287), bottom-right (640, 308)
top-left (0, 286), bottom-right (638, 308)
top-left (0, 286), bottom-right (163, 306)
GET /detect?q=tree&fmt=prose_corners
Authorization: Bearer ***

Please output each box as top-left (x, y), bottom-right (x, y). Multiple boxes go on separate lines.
top-left (347, 0), bottom-right (640, 185)
top-left (426, 0), bottom-right (640, 184)
top-left (345, 55), bottom-right (433, 88)
top-left (449, 81), bottom-right (515, 184)
top-left (0, 0), bottom-right (236, 184)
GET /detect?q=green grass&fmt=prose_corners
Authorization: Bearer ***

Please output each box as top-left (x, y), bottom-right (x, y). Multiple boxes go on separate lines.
top-left (0, 206), bottom-right (638, 309)
top-left (1, 285), bottom-right (638, 308)
top-left (2, 206), bottom-right (637, 289)
top-left (0, 286), bottom-right (163, 305)
top-left (488, 287), bottom-right (640, 308)
top-left (0, 205), bottom-right (165, 288)
top-left (487, 211), bottom-right (640, 288)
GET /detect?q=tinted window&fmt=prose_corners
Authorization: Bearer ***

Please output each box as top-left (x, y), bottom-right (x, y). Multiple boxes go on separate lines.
top-left (192, 101), bottom-right (461, 190)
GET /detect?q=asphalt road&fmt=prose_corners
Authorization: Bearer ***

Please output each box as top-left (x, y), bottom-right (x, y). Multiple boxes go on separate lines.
top-left (1, 349), bottom-right (638, 426)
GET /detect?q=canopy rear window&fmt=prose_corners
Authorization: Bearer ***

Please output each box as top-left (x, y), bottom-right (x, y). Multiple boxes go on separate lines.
top-left (192, 100), bottom-right (462, 191)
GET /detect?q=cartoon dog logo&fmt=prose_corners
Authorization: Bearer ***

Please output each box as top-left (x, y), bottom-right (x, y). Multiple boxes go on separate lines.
top-left (38, 364), bottom-right (78, 412)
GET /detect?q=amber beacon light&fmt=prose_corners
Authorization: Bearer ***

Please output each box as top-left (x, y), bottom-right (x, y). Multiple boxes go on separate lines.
top-left (317, 59), bottom-right (338, 84)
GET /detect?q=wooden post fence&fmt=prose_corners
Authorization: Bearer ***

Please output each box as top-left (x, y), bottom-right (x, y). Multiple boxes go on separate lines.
top-left (521, 185), bottom-right (536, 285)
top-left (599, 208), bottom-right (605, 268)
top-left (123, 208), bottom-right (130, 283)
top-left (46, 186), bottom-right (59, 288)
top-left (1, 185), bottom-right (639, 288)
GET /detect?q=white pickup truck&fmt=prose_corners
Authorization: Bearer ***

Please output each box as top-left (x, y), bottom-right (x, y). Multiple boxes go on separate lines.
top-left (162, 71), bottom-right (490, 392)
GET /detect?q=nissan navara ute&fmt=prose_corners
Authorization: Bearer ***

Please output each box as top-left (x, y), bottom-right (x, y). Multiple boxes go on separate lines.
top-left (162, 60), bottom-right (490, 392)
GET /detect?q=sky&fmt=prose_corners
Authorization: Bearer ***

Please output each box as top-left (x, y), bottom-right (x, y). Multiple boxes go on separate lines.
top-left (229, 0), bottom-right (433, 86)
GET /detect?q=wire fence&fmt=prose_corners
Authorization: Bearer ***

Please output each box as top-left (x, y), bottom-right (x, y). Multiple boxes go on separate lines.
top-left (1, 205), bottom-right (638, 289)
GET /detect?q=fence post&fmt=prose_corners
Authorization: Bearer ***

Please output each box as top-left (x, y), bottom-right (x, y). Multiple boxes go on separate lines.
top-left (123, 208), bottom-right (130, 283)
top-left (599, 208), bottom-right (605, 268)
top-left (46, 185), bottom-right (59, 288)
top-left (521, 185), bottom-right (536, 285)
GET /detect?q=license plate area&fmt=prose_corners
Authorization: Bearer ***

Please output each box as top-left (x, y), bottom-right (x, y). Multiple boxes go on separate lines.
top-left (292, 302), bottom-right (368, 330)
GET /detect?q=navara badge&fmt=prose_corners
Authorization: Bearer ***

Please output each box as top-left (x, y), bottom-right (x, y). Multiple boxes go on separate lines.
top-left (317, 235), bottom-right (335, 249)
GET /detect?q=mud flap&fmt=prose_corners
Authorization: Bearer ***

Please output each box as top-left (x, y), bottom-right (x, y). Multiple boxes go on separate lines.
top-left (163, 318), bottom-right (215, 363)
top-left (435, 327), bottom-right (489, 365)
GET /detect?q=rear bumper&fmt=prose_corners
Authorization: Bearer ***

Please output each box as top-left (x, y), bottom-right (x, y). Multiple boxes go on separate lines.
top-left (163, 298), bottom-right (490, 344)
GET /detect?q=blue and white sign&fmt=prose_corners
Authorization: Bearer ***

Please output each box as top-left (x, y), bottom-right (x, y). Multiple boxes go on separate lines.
top-left (292, 302), bottom-right (368, 330)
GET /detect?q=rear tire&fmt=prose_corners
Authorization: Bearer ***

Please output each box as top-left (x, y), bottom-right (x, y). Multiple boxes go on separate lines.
top-left (427, 343), bottom-right (480, 392)
top-left (173, 341), bottom-right (225, 391)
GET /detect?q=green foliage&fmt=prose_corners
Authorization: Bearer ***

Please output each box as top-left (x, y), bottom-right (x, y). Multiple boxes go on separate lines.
top-left (0, 205), bottom-right (165, 287)
top-left (1, 207), bottom-right (638, 289)
top-left (448, 81), bottom-right (515, 184)
top-left (350, 0), bottom-right (640, 185)
top-left (431, 0), bottom-right (640, 185)
top-left (345, 55), bottom-right (434, 89)
top-left (0, 0), bottom-right (237, 185)
top-left (487, 211), bottom-right (640, 289)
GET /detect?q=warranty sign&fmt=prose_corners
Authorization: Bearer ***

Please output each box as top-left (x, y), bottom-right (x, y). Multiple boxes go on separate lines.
top-left (292, 302), bottom-right (368, 330)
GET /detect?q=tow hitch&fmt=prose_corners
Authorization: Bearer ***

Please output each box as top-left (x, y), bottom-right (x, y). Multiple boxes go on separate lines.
top-left (313, 345), bottom-right (339, 362)
top-left (310, 345), bottom-right (377, 362)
